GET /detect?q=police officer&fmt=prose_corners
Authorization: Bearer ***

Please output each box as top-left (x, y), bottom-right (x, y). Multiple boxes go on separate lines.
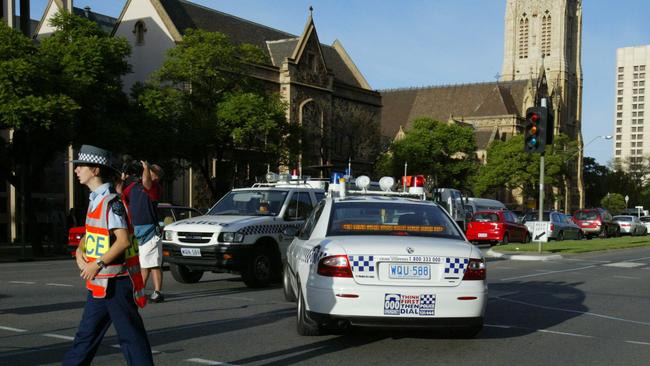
top-left (63, 145), bottom-right (153, 366)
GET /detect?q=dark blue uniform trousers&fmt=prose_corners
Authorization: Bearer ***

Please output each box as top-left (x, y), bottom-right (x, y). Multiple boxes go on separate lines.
top-left (62, 276), bottom-right (154, 366)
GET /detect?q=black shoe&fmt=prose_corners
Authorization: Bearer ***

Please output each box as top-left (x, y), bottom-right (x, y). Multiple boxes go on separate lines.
top-left (149, 291), bottom-right (164, 303)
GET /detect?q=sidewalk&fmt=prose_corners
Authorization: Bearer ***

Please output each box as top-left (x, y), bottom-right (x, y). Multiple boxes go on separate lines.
top-left (0, 244), bottom-right (72, 263)
top-left (485, 248), bottom-right (563, 261)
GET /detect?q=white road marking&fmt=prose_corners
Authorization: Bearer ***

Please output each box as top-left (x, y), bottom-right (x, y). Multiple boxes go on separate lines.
top-left (492, 295), bottom-right (650, 326)
top-left (604, 262), bottom-right (644, 268)
top-left (625, 340), bottom-right (650, 346)
top-left (612, 275), bottom-right (640, 279)
top-left (485, 324), bottom-right (511, 328)
top-left (46, 283), bottom-right (74, 287)
top-left (500, 265), bottom-right (596, 281)
top-left (9, 281), bottom-right (35, 284)
top-left (186, 358), bottom-right (237, 365)
top-left (43, 333), bottom-right (75, 341)
top-left (0, 326), bottom-right (27, 332)
top-left (564, 258), bottom-right (611, 263)
top-left (537, 329), bottom-right (593, 338)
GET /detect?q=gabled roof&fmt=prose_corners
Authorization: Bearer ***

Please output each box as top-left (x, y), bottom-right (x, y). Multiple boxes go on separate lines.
top-left (72, 7), bottom-right (117, 34)
top-left (380, 80), bottom-right (529, 138)
top-left (155, 0), bottom-right (365, 88)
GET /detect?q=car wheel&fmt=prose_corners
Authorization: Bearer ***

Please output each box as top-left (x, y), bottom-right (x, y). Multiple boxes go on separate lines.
top-left (557, 231), bottom-right (564, 241)
top-left (242, 248), bottom-right (274, 288)
top-left (500, 234), bottom-right (509, 245)
top-left (283, 263), bottom-right (297, 302)
top-left (169, 263), bottom-right (203, 284)
top-left (577, 230), bottom-right (583, 240)
top-left (523, 232), bottom-right (531, 243)
top-left (296, 282), bottom-right (321, 336)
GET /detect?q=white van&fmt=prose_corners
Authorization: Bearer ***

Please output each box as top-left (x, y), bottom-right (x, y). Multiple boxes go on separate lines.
top-left (465, 197), bottom-right (506, 216)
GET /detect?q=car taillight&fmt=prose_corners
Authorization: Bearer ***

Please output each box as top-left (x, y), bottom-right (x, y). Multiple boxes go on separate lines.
top-left (317, 255), bottom-right (353, 278)
top-left (462, 258), bottom-right (486, 281)
top-left (550, 223), bottom-right (554, 231)
top-left (621, 223), bottom-right (630, 227)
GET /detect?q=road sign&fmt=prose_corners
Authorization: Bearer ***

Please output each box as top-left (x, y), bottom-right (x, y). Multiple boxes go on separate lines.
top-left (530, 221), bottom-right (550, 243)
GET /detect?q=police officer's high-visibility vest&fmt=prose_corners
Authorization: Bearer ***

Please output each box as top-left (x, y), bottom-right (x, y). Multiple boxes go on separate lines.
top-left (84, 193), bottom-right (147, 308)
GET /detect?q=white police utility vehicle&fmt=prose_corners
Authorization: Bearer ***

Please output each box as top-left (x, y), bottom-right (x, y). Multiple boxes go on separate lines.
top-left (283, 176), bottom-right (487, 336)
top-left (162, 173), bottom-right (325, 288)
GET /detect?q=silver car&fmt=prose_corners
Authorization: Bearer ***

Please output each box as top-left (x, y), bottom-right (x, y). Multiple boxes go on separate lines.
top-left (639, 216), bottom-right (650, 233)
top-left (612, 215), bottom-right (648, 236)
top-left (522, 211), bottom-right (583, 241)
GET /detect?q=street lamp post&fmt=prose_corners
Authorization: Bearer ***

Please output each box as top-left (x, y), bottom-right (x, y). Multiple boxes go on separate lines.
top-left (571, 135), bottom-right (612, 210)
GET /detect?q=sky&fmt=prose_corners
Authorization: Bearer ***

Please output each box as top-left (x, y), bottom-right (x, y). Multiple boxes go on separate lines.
top-left (23, 0), bottom-right (650, 165)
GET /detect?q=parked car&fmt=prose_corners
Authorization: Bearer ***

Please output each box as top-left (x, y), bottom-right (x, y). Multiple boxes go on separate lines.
top-left (571, 208), bottom-right (619, 239)
top-left (522, 211), bottom-right (583, 241)
top-left (613, 215), bottom-right (648, 236)
top-left (68, 203), bottom-right (202, 257)
top-left (464, 198), bottom-right (506, 217)
top-left (639, 216), bottom-right (650, 233)
top-left (465, 210), bottom-right (529, 245)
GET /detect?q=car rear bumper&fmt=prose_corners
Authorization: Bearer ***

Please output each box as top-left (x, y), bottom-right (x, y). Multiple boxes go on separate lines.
top-left (305, 281), bottom-right (487, 319)
top-left (162, 242), bottom-right (255, 272)
top-left (308, 312), bottom-right (484, 329)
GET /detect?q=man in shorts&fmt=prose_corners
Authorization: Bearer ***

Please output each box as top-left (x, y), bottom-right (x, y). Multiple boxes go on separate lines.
top-left (121, 161), bottom-right (165, 303)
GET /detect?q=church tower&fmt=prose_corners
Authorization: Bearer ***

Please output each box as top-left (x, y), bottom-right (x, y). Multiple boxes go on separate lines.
top-left (500, 0), bottom-right (585, 209)
top-left (501, 0), bottom-right (582, 140)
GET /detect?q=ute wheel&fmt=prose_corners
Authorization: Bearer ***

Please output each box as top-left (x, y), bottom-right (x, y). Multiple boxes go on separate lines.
top-left (283, 263), bottom-right (297, 302)
top-left (296, 282), bottom-right (321, 336)
top-left (242, 247), bottom-right (275, 288)
top-left (500, 234), bottom-right (509, 245)
top-left (170, 263), bottom-right (203, 284)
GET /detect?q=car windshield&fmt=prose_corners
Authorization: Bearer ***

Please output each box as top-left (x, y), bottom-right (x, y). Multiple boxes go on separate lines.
top-left (327, 201), bottom-right (464, 240)
top-left (208, 190), bottom-right (288, 216)
top-left (640, 217), bottom-right (650, 222)
top-left (614, 216), bottom-right (632, 222)
top-left (574, 211), bottom-right (598, 220)
top-left (471, 213), bottom-right (499, 222)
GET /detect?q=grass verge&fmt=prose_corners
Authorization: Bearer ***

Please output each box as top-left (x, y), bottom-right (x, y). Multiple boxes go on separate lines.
top-left (492, 235), bottom-right (650, 254)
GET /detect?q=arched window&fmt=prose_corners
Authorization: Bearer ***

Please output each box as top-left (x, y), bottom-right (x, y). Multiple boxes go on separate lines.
top-left (518, 15), bottom-right (529, 59)
top-left (541, 12), bottom-right (552, 57)
top-left (133, 20), bottom-right (147, 46)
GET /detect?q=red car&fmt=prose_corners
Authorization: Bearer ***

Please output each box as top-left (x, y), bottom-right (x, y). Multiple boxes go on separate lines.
top-left (465, 210), bottom-right (530, 246)
top-left (572, 208), bottom-right (619, 239)
top-left (68, 226), bottom-right (85, 257)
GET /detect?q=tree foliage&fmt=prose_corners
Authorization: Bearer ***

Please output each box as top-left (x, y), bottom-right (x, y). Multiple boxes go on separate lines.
top-left (472, 133), bottom-right (577, 201)
top-left (135, 29), bottom-right (291, 200)
top-left (375, 118), bottom-right (478, 189)
top-left (600, 193), bottom-right (626, 214)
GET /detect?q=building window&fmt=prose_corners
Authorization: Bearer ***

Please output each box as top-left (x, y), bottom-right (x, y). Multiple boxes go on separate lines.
top-left (518, 16), bottom-right (529, 59)
top-left (634, 81), bottom-right (639, 87)
top-left (634, 73), bottom-right (639, 79)
top-left (616, 150), bottom-right (621, 155)
top-left (133, 20), bottom-right (147, 46)
top-left (632, 127), bottom-right (637, 132)
top-left (633, 104), bottom-right (638, 109)
top-left (640, 81), bottom-right (646, 86)
top-left (633, 112), bottom-right (638, 117)
top-left (619, 82), bottom-right (624, 88)
top-left (617, 112), bottom-right (623, 117)
top-left (639, 142), bottom-right (644, 147)
top-left (641, 73), bottom-right (646, 79)
top-left (541, 12), bottom-right (551, 56)
top-left (618, 74), bottom-right (624, 80)
top-left (618, 105), bottom-right (623, 110)
top-left (640, 96), bottom-right (645, 102)
top-left (641, 65), bottom-right (646, 71)
top-left (619, 67), bottom-right (625, 72)
top-left (638, 134), bottom-right (644, 139)
top-left (635, 66), bottom-right (640, 71)
top-left (618, 89), bottom-right (624, 95)
top-left (616, 134), bottom-right (622, 140)
top-left (617, 127), bottom-right (622, 133)
top-left (640, 88), bottom-right (645, 94)
top-left (618, 97), bottom-right (623, 103)
top-left (617, 142), bottom-right (622, 148)
top-left (633, 89), bottom-right (638, 94)
top-left (639, 111), bottom-right (645, 117)
top-left (640, 104), bottom-right (645, 109)
top-left (639, 126), bottom-right (645, 132)
top-left (617, 120), bottom-right (622, 125)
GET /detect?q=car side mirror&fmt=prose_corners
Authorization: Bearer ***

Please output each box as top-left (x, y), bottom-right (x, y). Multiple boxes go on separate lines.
top-left (282, 226), bottom-right (298, 237)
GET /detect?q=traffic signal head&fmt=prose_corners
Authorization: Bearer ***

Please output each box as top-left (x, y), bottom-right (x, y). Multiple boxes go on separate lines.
top-left (524, 106), bottom-right (548, 153)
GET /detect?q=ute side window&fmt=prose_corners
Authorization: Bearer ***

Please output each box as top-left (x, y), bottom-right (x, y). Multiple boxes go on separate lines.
top-left (284, 192), bottom-right (314, 221)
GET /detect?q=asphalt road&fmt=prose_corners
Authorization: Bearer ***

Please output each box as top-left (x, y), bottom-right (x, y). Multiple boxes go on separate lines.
top-left (1, 247), bottom-right (650, 365)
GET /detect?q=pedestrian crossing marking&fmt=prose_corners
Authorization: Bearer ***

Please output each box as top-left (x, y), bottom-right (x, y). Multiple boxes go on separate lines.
top-left (603, 262), bottom-right (644, 268)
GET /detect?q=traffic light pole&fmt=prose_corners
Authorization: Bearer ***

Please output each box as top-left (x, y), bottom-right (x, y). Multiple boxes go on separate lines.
top-left (538, 152), bottom-right (545, 254)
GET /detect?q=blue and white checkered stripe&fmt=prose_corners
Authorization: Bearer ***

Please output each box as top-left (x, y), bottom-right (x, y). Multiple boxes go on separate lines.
top-left (444, 257), bottom-right (469, 274)
top-left (420, 294), bottom-right (435, 305)
top-left (78, 152), bottom-right (108, 166)
top-left (348, 255), bottom-right (375, 273)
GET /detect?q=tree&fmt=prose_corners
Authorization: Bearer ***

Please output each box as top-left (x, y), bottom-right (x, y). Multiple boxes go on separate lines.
top-left (601, 193), bottom-right (626, 214)
top-left (375, 118), bottom-right (477, 189)
top-left (583, 157), bottom-right (609, 208)
top-left (472, 133), bottom-right (577, 203)
top-left (136, 29), bottom-right (292, 201)
top-left (0, 12), bottom-right (131, 254)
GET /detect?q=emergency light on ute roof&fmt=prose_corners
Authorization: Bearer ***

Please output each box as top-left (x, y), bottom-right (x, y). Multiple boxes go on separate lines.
top-left (355, 176), bottom-right (371, 190)
top-left (379, 176), bottom-right (395, 192)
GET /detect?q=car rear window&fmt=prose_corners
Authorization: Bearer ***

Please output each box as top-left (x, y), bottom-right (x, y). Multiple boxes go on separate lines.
top-left (614, 216), bottom-right (632, 222)
top-left (327, 202), bottom-right (463, 240)
top-left (524, 212), bottom-right (550, 221)
top-left (574, 211), bottom-right (598, 220)
top-left (471, 213), bottom-right (499, 222)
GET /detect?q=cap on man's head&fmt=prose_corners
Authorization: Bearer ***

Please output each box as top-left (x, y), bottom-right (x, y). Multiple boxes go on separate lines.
top-left (71, 145), bottom-right (118, 172)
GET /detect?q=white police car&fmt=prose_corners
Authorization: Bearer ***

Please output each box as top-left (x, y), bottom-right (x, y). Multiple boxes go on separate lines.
top-left (283, 177), bottom-right (487, 336)
top-left (162, 174), bottom-right (325, 288)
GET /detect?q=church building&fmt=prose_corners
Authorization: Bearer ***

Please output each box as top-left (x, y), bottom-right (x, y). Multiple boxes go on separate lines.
top-left (381, 0), bottom-right (584, 211)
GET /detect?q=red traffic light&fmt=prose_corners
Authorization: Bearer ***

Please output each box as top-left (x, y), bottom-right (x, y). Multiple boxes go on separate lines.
top-left (529, 113), bottom-right (539, 122)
